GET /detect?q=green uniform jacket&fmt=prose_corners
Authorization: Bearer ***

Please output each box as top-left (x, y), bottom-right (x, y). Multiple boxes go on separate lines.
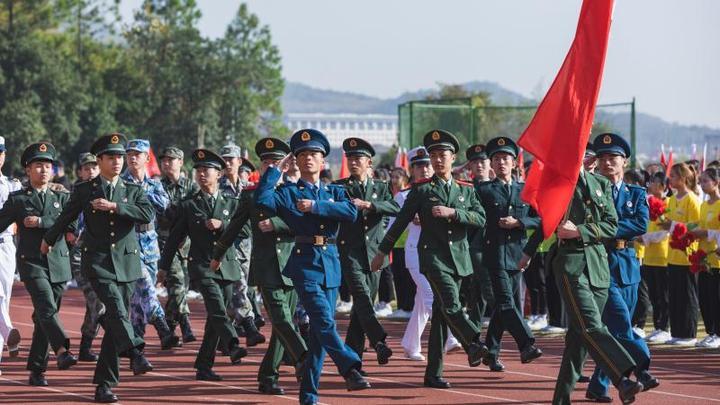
top-left (378, 175), bottom-right (486, 277)
top-left (158, 176), bottom-right (198, 239)
top-left (160, 190), bottom-right (241, 282)
top-left (44, 177), bottom-right (153, 283)
top-left (525, 172), bottom-right (618, 289)
top-left (212, 186), bottom-right (294, 288)
top-left (334, 177), bottom-right (400, 271)
top-left (0, 187), bottom-right (74, 283)
top-left (476, 179), bottom-right (541, 271)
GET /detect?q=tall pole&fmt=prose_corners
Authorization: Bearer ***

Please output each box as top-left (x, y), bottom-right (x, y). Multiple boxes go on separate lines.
top-left (630, 97), bottom-right (637, 168)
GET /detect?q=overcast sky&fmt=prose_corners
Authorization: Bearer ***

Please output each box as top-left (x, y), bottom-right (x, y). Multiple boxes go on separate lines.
top-left (119, 0), bottom-right (720, 129)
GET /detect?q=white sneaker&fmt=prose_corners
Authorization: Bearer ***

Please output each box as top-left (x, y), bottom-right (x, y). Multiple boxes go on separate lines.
top-left (541, 325), bottom-right (567, 334)
top-left (389, 309), bottom-right (411, 319)
top-left (632, 327), bottom-right (646, 339)
top-left (404, 351), bottom-right (425, 361)
top-left (696, 335), bottom-right (719, 348)
top-left (156, 286), bottom-right (168, 298)
top-left (335, 301), bottom-right (353, 313)
top-left (444, 338), bottom-right (463, 353)
top-left (529, 314), bottom-right (548, 331)
top-left (647, 330), bottom-right (671, 343)
top-left (708, 335), bottom-right (720, 349)
top-left (67, 279), bottom-right (78, 289)
top-left (374, 302), bottom-right (393, 318)
top-left (668, 337), bottom-right (697, 346)
top-left (186, 289), bottom-right (203, 301)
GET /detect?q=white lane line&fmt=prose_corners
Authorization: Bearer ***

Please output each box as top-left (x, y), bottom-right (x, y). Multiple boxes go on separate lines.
top-left (0, 375), bottom-right (101, 402)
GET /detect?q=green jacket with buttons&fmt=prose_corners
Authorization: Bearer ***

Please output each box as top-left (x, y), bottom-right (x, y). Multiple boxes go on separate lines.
top-left (212, 185), bottom-right (294, 288)
top-left (160, 189), bottom-right (242, 282)
top-left (525, 171), bottom-right (618, 289)
top-left (0, 187), bottom-right (74, 283)
top-left (44, 177), bottom-right (154, 283)
top-left (378, 175), bottom-right (486, 277)
top-left (334, 177), bottom-right (400, 271)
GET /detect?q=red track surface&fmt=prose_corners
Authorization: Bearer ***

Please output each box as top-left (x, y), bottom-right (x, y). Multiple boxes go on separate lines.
top-left (1, 284), bottom-right (719, 404)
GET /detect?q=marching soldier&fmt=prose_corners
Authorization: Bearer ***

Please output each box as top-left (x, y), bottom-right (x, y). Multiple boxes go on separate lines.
top-left (0, 142), bottom-right (78, 386)
top-left (254, 129), bottom-right (369, 405)
top-left (372, 129), bottom-right (488, 389)
top-left (157, 146), bottom-right (197, 343)
top-left (41, 133), bottom-right (154, 403)
top-left (334, 137), bottom-right (399, 366)
top-left (477, 137), bottom-right (542, 371)
top-left (211, 137), bottom-right (308, 395)
top-left (158, 148), bottom-right (248, 382)
top-left (586, 133), bottom-right (658, 401)
top-left (522, 162), bottom-right (644, 405)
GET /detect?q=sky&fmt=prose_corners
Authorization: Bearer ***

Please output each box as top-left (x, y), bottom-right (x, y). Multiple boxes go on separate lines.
top-left (118, 0), bottom-right (720, 129)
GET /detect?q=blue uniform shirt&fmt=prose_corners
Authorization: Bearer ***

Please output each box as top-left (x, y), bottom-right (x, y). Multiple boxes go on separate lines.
top-left (607, 181), bottom-right (649, 286)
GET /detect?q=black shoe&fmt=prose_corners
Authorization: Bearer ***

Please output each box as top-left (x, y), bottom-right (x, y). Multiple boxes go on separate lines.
top-left (79, 335), bottom-right (98, 362)
top-left (28, 371), bottom-right (48, 386)
top-left (94, 385), bottom-right (118, 403)
top-left (617, 377), bottom-right (643, 405)
top-left (585, 390), bottom-right (613, 403)
top-left (578, 375), bottom-right (591, 383)
top-left (344, 369), bottom-right (371, 391)
top-left (258, 381), bottom-right (285, 395)
top-left (56, 351), bottom-right (78, 370)
top-left (295, 356), bottom-right (308, 383)
top-left (229, 345), bottom-right (248, 365)
top-left (357, 369), bottom-right (368, 377)
top-left (637, 370), bottom-right (659, 392)
top-left (467, 342), bottom-right (488, 367)
top-left (520, 345), bottom-right (543, 364)
top-left (375, 341), bottom-right (392, 365)
top-left (179, 314), bottom-right (197, 343)
top-left (234, 322), bottom-right (247, 337)
top-left (196, 368), bottom-right (223, 381)
top-left (254, 315), bottom-right (266, 329)
top-left (153, 317), bottom-right (181, 350)
top-left (242, 316), bottom-right (266, 347)
top-left (423, 376), bottom-right (451, 389)
top-left (482, 356), bottom-right (505, 372)
top-left (130, 353), bottom-right (153, 375)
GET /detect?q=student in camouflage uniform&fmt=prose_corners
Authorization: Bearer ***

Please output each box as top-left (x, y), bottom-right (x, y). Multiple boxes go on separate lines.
top-left (122, 139), bottom-right (179, 350)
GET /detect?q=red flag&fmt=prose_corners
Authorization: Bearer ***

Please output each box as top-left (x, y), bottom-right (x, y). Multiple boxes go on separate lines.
top-left (666, 148), bottom-right (674, 177)
top-left (146, 148), bottom-right (161, 178)
top-left (517, 147), bottom-right (525, 181)
top-left (339, 152), bottom-right (349, 179)
top-left (518, 0), bottom-right (614, 238)
top-left (660, 144), bottom-right (667, 168)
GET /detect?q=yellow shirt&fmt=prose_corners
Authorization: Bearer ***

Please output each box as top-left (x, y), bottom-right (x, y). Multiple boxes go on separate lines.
top-left (667, 193), bottom-right (701, 266)
top-left (699, 199), bottom-right (720, 269)
top-left (635, 241), bottom-right (645, 261)
top-left (643, 197), bottom-right (669, 267)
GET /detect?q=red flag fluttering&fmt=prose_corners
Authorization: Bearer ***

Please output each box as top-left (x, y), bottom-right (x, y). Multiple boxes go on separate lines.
top-left (146, 148), bottom-right (162, 178)
top-left (518, 0), bottom-right (615, 238)
top-left (339, 152), bottom-right (349, 179)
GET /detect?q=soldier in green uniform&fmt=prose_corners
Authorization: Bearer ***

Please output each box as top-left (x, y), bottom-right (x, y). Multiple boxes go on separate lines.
top-left (211, 137), bottom-right (308, 395)
top-left (159, 148), bottom-right (248, 382)
top-left (42, 133), bottom-right (154, 403)
top-left (372, 129), bottom-right (488, 389)
top-left (0, 142), bottom-right (78, 386)
top-left (334, 137), bottom-right (399, 366)
top-left (157, 146), bottom-right (197, 343)
top-left (522, 167), bottom-right (644, 405)
top-left (477, 137), bottom-right (542, 371)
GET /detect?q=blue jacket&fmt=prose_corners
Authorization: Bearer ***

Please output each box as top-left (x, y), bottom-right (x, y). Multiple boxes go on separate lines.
top-left (255, 167), bottom-right (357, 288)
top-left (607, 181), bottom-right (649, 286)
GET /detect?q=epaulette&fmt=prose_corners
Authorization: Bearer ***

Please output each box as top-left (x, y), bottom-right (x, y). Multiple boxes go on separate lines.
top-left (9, 189), bottom-right (24, 197)
top-left (457, 180), bottom-right (473, 187)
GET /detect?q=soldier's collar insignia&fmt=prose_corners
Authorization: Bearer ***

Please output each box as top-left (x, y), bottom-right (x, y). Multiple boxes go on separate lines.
top-left (603, 135), bottom-right (612, 144)
top-left (111, 135), bottom-right (119, 144)
top-left (349, 139), bottom-right (357, 147)
top-left (39, 144), bottom-right (47, 152)
top-left (431, 131), bottom-right (440, 141)
top-left (497, 138), bottom-right (506, 146)
top-left (301, 131), bottom-right (311, 142)
top-left (265, 139), bottom-right (274, 149)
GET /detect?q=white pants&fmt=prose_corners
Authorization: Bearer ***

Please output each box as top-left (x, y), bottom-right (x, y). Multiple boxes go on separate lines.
top-left (0, 240), bottom-right (17, 364)
top-left (401, 247), bottom-right (459, 355)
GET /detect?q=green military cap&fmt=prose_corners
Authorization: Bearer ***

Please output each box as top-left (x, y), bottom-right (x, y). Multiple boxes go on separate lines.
top-left (159, 146), bottom-right (184, 160)
top-left (78, 152), bottom-right (97, 166)
top-left (423, 129), bottom-right (459, 153)
top-left (342, 137), bottom-right (375, 158)
top-left (21, 142), bottom-right (56, 167)
top-left (91, 133), bottom-right (127, 157)
top-left (239, 159), bottom-right (256, 173)
top-left (192, 149), bottom-right (226, 170)
top-left (255, 137), bottom-right (290, 160)
top-left (486, 136), bottom-right (518, 158)
top-left (466, 144), bottom-right (488, 162)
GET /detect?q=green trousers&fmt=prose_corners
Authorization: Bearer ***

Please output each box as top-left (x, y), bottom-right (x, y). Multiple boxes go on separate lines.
top-left (163, 241), bottom-right (190, 321)
top-left (344, 268), bottom-right (387, 359)
top-left (24, 278), bottom-right (69, 372)
top-left (485, 269), bottom-right (534, 359)
top-left (194, 278), bottom-right (238, 370)
top-left (90, 280), bottom-right (145, 387)
top-left (258, 286), bottom-right (307, 384)
top-left (552, 267), bottom-right (636, 404)
top-left (425, 271), bottom-right (480, 379)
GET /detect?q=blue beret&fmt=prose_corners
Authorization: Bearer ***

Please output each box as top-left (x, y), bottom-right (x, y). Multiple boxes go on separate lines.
top-left (593, 133), bottom-right (631, 158)
top-left (290, 129), bottom-right (330, 156)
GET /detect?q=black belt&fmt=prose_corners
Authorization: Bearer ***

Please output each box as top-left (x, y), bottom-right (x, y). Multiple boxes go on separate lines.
top-left (605, 239), bottom-right (629, 250)
top-left (135, 223), bottom-right (155, 232)
top-left (295, 235), bottom-right (336, 246)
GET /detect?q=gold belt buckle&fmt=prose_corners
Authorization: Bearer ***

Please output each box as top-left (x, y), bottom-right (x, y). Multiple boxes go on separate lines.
top-left (313, 235), bottom-right (325, 246)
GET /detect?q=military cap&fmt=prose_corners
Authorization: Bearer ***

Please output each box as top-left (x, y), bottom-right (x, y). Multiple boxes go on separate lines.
top-left (91, 133), bottom-right (127, 156)
top-left (255, 137), bottom-right (290, 160)
top-left (0, 136), bottom-right (6, 152)
top-left (78, 152), bottom-right (97, 166)
top-left (126, 139), bottom-right (151, 153)
top-left (192, 149), bottom-right (227, 170)
top-left (407, 146), bottom-right (430, 165)
top-left (342, 137), bottom-right (375, 158)
top-left (466, 144), bottom-right (488, 162)
top-left (239, 159), bottom-right (256, 173)
top-left (585, 142), bottom-right (596, 158)
top-left (21, 142), bottom-right (56, 167)
top-left (220, 144), bottom-right (242, 158)
top-left (290, 128), bottom-right (330, 156)
top-left (593, 133), bottom-right (631, 158)
top-left (159, 146), bottom-right (184, 160)
top-left (486, 136), bottom-right (518, 158)
top-left (423, 129), bottom-right (459, 153)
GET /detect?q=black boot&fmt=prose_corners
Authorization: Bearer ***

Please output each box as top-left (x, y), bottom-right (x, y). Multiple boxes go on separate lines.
top-left (152, 316), bottom-right (181, 350)
top-left (94, 385), bottom-right (118, 403)
top-left (229, 344), bottom-right (248, 365)
top-left (29, 371), bottom-right (48, 386)
top-left (344, 368), bottom-right (371, 391)
top-left (129, 349), bottom-right (153, 375)
top-left (79, 335), bottom-right (99, 362)
top-left (179, 314), bottom-right (196, 343)
top-left (56, 350), bottom-right (78, 370)
top-left (242, 316), bottom-right (266, 347)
